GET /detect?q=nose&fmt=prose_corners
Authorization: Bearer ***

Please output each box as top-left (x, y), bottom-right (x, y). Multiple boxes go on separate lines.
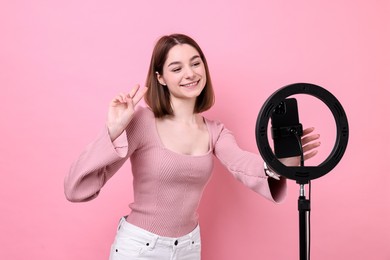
top-left (184, 66), bottom-right (195, 79)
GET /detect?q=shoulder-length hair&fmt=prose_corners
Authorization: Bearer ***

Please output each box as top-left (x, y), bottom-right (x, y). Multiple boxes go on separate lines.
top-left (144, 34), bottom-right (215, 118)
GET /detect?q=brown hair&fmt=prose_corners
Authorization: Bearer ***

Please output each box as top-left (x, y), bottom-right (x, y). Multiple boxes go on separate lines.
top-left (144, 34), bottom-right (215, 118)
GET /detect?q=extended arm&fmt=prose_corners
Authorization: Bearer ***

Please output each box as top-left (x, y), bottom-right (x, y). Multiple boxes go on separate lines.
top-left (213, 123), bottom-right (287, 203)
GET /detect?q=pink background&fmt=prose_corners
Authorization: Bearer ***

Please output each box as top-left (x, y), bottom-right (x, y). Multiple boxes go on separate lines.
top-left (1, 1), bottom-right (389, 259)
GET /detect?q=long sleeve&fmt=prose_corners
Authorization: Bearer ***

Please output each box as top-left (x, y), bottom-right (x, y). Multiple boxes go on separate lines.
top-left (64, 127), bottom-right (130, 202)
top-left (64, 108), bottom-right (147, 202)
top-left (211, 121), bottom-right (287, 203)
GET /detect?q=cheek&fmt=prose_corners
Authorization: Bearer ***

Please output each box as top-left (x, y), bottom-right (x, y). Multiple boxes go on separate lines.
top-left (200, 68), bottom-right (207, 82)
top-left (194, 66), bottom-right (206, 80)
top-left (164, 73), bottom-right (181, 85)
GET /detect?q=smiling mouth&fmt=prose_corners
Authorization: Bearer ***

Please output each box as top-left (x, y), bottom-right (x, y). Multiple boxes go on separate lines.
top-left (180, 80), bottom-right (200, 87)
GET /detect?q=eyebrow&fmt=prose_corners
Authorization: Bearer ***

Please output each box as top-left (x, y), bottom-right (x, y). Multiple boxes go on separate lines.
top-left (167, 55), bottom-right (201, 67)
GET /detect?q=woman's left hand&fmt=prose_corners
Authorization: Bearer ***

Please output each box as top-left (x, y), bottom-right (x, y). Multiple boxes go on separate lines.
top-left (279, 127), bottom-right (321, 167)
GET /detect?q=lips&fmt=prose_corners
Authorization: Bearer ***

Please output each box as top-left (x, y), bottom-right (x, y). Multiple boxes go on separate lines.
top-left (180, 80), bottom-right (199, 87)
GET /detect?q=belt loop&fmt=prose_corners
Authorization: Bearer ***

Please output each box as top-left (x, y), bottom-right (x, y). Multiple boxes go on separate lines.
top-left (117, 216), bottom-right (126, 230)
top-left (149, 235), bottom-right (159, 249)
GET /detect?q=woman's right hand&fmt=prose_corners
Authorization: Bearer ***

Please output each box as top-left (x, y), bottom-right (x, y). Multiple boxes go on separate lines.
top-left (107, 84), bottom-right (147, 141)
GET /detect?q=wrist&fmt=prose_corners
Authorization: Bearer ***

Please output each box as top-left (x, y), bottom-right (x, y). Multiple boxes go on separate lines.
top-left (107, 124), bottom-right (124, 141)
top-left (264, 162), bottom-right (281, 180)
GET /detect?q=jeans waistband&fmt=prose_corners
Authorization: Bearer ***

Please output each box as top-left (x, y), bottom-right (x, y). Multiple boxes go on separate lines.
top-left (117, 216), bottom-right (200, 249)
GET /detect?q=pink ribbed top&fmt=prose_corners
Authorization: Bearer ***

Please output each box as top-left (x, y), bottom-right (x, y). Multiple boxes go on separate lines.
top-left (64, 107), bottom-right (286, 237)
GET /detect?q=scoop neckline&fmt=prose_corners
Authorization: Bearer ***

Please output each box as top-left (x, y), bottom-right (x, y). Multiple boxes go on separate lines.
top-left (153, 116), bottom-right (213, 158)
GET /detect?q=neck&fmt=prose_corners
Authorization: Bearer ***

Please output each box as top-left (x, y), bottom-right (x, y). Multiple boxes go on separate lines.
top-left (169, 96), bottom-right (199, 123)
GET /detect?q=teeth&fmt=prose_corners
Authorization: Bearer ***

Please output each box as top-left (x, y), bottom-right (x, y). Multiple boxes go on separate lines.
top-left (182, 81), bottom-right (197, 87)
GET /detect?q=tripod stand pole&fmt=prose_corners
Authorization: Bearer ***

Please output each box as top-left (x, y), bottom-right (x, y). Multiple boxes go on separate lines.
top-left (298, 184), bottom-right (310, 260)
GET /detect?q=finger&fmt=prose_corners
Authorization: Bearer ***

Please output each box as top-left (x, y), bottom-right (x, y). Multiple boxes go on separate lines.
top-left (302, 141), bottom-right (321, 153)
top-left (302, 127), bottom-right (315, 137)
top-left (118, 93), bottom-right (127, 103)
top-left (303, 127), bottom-right (315, 135)
top-left (267, 171), bottom-right (280, 180)
top-left (301, 134), bottom-right (320, 146)
top-left (132, 87), bottom-right (148, 105)
top-left (111, 97), bottom-right (121, 104)
top-left (128, 84), bottom-right (141, 98)
top-left (111, 94), bottom-right (126, 105)
top-left (304, 150), bottom-right (318, 161)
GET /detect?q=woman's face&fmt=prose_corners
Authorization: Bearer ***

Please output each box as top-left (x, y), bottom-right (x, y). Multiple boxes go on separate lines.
top-left (157, 44), bottom-right (207, 101)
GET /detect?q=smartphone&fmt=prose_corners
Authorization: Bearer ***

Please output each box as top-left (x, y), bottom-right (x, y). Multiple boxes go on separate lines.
top-left (271, 98), bottom-right (303, 158)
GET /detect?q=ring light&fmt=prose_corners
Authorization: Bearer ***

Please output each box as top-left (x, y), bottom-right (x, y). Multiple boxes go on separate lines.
top-left (255, 83), bottom-right (349, 184)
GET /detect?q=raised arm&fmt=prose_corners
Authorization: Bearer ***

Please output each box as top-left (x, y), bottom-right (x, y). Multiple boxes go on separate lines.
top-left (64, 85), bottom-right (147, 202)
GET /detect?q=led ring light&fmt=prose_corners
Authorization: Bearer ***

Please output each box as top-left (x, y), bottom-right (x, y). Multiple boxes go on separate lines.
top-left (255, 83), bottom-right (349, 184)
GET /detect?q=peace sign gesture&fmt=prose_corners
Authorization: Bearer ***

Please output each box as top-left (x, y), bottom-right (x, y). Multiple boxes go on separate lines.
top-left (107, 84), bottom-right (147, 141)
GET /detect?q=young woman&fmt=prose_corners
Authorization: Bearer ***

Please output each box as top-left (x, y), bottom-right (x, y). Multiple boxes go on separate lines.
top-left (64, 34), bottom-right (320, 260)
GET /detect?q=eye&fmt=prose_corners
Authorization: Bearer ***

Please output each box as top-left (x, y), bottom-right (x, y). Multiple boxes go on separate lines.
top-left (172, 67), bottom-right (182, 72)
top-left (192, 61), bottom-right (201, 67)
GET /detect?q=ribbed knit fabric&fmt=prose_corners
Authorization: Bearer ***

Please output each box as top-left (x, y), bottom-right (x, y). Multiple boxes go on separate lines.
top-left (64, 107), bottom-right (287, 237)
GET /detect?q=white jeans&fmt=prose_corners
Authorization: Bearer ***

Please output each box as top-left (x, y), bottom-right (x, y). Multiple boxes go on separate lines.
top-left (109, 217), bottom-right (201, 260)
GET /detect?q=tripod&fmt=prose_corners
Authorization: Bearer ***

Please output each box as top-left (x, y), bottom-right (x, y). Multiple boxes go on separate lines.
top-left (292, 131), bottom-right (311, 260)
top-left (255, 83), bottom-right (349, 260)
top-left (298, 183), bottom-right (311, 260)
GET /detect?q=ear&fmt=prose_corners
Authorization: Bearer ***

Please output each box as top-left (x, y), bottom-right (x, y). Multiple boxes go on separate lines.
top-left (156, 72), bottom-right (167, 86)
